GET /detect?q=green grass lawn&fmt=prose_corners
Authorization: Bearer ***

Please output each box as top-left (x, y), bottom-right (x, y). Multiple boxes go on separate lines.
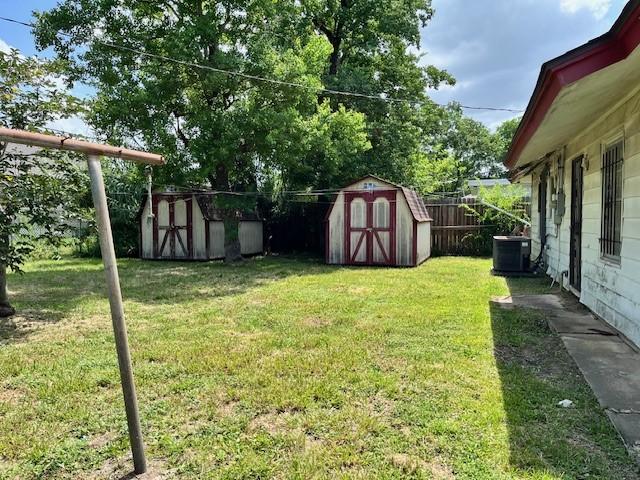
top-left (0, 256), bottom-right (638, 479)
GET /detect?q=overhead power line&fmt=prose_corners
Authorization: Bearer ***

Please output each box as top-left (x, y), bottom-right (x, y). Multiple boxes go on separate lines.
top-left (0, 15), bottom-right (524, 114)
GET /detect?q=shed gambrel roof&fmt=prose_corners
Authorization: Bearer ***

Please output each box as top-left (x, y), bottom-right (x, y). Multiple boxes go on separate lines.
top-left (335, 175), bottom-right (432, 223)
top-left (401, 187), bottom-right (432, 223)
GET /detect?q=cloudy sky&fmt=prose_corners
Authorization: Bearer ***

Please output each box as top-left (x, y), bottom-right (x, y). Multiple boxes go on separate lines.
top-left (423, 0), bottom-right (628, 128)
top-left (0, 0), bottom-right (630, 131)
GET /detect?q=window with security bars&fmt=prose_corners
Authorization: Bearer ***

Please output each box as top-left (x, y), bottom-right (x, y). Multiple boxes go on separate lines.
top-left (601, 140), bottom-right (623, 260)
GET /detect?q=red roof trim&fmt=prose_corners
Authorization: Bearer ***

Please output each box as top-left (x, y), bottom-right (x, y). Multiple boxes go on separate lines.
top-left (505, 0), bottom-right (640, 170)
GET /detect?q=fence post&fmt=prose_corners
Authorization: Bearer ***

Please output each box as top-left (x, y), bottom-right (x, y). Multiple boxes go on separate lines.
top-left (87, 155), bottom-right (147, 474)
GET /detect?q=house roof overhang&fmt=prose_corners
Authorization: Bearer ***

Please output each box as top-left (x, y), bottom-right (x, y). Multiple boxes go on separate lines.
top-left (505, 0), bottom-right (640, 171)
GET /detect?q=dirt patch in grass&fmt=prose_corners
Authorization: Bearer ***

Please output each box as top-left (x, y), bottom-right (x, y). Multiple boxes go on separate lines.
top-left (248, 298), bottom-right (270, 307)
top-left (566, 433), bottom-right (606, 456)
top-left (302, 316), bottom-right (332, 328)
top-left (0, 386), bottom-right (26, 406)
top-left (359, 393), bottom-right (395, 419)
top-left (88, 457), bottom-right (173, 480)
top-left (390, 453), bottom-right (455, 479)
top-left (88, 431), bottom-right (119, 450)
top-left (303, 434), bottom-right (323, 452)
top-left (216, 399), bottom-right (239, 418)
top-left (0, 311), bottom-right (60, 343)
top-left (246, 411), bottom-right (297, 436)
top-left (329, 285), bottom-right (371, 295)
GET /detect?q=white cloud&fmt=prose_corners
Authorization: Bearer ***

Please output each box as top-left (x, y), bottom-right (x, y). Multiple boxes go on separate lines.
top-left (560, 0), bottom-right (612, 19)
top-left (0, 37), bottom-right (13, 53)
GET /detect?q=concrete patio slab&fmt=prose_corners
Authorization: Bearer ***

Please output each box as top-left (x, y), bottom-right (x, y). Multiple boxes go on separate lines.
top-left (561, 334), bottom-right (640, 411)
top-left (547, 311), bottom-right (617, 335)
top-left (607, 411), bottom-right (640, 455)
top-left (491, 294), bottom-right (564, 310)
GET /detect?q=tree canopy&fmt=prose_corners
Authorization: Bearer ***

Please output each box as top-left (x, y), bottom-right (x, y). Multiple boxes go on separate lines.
top-left (33, 0), bottom-right (519, 203)
top-left (0, 49), bottom-right (86, 316)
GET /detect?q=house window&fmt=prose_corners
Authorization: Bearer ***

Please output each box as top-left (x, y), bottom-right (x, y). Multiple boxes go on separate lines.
top-left (601, 140), bottom-right (623, 260)
top-left (363, 182), bottom-right (377, 191)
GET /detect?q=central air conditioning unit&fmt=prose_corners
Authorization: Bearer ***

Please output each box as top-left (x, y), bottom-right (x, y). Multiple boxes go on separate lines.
top-left (493, 236), bottom-right (531, 274)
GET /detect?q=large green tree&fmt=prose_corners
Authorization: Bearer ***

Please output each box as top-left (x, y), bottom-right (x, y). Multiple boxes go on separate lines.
top-left (35, 0), bottom-right (372, 260)
top-left (425, 109), bottom-right (521, 192)
top-left (295, 0), bottom-right (455, 187)
top-left (493, 116), bottom-right (521, 164)
top-left (0, 50), bottom-right (85, 316)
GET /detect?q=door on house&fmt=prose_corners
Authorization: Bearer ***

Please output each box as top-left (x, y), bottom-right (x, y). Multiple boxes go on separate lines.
top-left (570, 156), bottom-right (584, 291)
top-left (345, 190), bottom-right (396, 265)
top-left (155, 197), bottom-right (192, 259)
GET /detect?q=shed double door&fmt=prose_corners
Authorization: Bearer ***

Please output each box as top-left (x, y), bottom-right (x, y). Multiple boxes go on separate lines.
top-left (153, 196), bottom-right (193, 259)
top-left (345, 190), bottom-right (396, 265)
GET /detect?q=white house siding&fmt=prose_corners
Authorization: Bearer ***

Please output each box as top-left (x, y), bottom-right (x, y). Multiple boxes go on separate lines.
top-left (526, 87), bottom-right (640, 346)
top-left (396, 191), bottom-right (414, 266)
top-left (239, 222), bottom-right (264, 255)
top-left (416, 222), bottom-right (431, 265)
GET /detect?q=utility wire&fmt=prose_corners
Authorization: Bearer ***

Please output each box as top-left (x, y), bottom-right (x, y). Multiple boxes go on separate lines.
top-left (0, 15), bottom-right (524, 114)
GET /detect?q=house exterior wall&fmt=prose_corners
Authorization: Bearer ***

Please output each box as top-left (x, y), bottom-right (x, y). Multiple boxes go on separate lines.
top-left (525, 87), bottom-right (640, 346)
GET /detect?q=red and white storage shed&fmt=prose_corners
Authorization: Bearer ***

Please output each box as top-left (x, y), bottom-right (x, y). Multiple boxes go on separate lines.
top-left (325, 176), bottom-right (432, 267)
top-left (138, 192), bottom-right (263, 260)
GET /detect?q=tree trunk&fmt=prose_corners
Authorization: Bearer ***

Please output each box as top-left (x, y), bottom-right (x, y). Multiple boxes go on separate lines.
top-left (0, 264), bottom-right (15, 318)
top-left (328, 37), bottom-right (342, 75)
top-left (211, 163), bottom-right (244, 263)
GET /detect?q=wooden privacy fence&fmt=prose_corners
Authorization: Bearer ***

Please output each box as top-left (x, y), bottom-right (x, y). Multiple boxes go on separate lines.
top-left (425, 198), bottom-right (489, 255)
top-left (424, 197), bottom-right (531, 256)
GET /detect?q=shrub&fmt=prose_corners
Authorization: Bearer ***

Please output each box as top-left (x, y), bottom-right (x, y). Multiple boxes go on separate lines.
top-left (462, 184), bottom-right (530, 256)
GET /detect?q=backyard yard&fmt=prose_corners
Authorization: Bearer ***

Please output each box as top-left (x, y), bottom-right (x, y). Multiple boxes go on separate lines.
top-left (0, 256), bottom-right (637, 479)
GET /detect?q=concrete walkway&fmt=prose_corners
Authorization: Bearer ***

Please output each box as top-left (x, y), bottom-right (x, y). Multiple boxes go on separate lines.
top-left (493, 293), bottom-right (640, 461)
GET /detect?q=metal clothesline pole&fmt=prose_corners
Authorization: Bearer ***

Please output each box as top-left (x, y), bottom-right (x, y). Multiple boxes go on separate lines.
top-left (0, 128), bottom-right (163, 476)
top-left (87, 154), bottom-right (147, 474)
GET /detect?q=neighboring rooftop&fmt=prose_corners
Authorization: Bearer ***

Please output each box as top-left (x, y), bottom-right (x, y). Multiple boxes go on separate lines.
top-left (467, 179), bottom-right (511, 188)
